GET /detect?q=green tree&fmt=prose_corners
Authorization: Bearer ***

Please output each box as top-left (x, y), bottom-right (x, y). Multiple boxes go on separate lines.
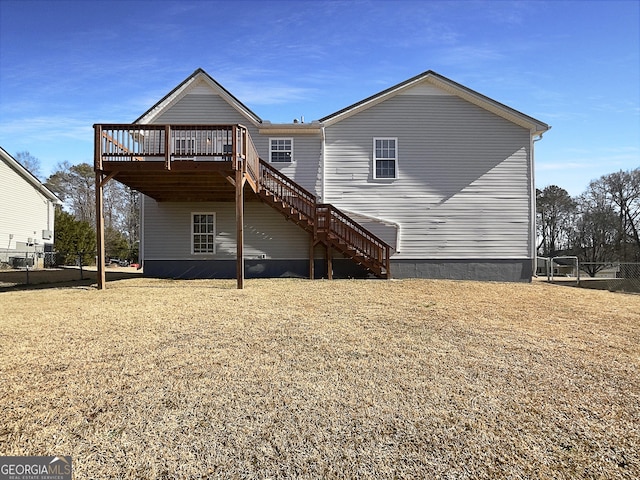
top-left (105, 227), bottom-right (130, 261)
top-left (54, 209), bottom-right (96, 266)
top-left (45, 162), bottom-right (140, 258)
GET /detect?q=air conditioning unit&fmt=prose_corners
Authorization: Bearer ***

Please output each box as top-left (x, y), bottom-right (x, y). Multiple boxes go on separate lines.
top-left (42, 229), bottom-right (52, 240)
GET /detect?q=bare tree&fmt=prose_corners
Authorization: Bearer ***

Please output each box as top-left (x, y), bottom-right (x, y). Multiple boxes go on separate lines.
top-left (45, 162), bottom-right (140, 261)
top-left (536, 185), bottom-right (576, 257)
top-left (572, 186), bottom-right (618, 276)
top-left (600, 168), bottom-right (640, 261)
top-left (45, 162), bottom-right (96, 224)
top-left (15, 151), bottom-right (43, 180)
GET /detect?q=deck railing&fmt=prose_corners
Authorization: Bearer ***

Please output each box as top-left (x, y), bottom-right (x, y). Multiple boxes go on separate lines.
top-left (94, 124), bottom-right (253, 172)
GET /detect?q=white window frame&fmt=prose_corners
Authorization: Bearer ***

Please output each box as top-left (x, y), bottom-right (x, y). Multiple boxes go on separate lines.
top-left (191, 212), bottom-right (216, 255)
top-left (373, 137), bottom-right (398, 180)
top-left (269, 138), bottom-right (294, 163)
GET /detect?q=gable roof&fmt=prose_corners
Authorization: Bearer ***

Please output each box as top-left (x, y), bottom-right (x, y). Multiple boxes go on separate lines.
top-left (319, 70), bottom-right (550, 136)
top-left (134, 68), bottom-right (263, 126)
top-left (0, 146), bottom-right (61, 204)
top-left (133, 68), bottom-right (549, 136)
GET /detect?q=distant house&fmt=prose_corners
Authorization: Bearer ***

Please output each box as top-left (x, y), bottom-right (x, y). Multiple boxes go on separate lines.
top-left (0, 147), bottom-right (60, 268)
top-left (93, 69), bottom-right (549, 286)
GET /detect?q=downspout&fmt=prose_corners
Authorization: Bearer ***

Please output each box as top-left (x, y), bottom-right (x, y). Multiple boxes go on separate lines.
top-left (531, 131), bottom-right (545, 277)
top-left (139, 194), bottom-right (145, 270)
top-left (321, 125), bottom-right (326, 202)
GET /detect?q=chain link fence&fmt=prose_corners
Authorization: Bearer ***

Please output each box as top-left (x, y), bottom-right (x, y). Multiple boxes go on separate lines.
top-left (0, 251), bottom-right (92, 287)
top-left (537, 257), bottom-right (640, 293)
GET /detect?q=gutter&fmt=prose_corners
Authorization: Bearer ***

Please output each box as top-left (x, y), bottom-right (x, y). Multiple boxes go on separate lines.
top-left (321, 125), bottom-right (326, 202)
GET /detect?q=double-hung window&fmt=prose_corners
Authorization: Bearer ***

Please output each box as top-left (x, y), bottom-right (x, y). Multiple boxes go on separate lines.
top-left (373, 138), bottom-right (398, 179)
top-left (270, 138), bottom-right (293, 163)
top-left (192, 213), bottom-right (215, 254)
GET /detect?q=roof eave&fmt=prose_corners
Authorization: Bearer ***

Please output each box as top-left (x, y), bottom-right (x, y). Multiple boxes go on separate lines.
top-left (0, 146), bottom-right (62, 204)
top-left (319, 70), bottom-right (435, 125)
top-left (320, 70), bottom-right (550, 133)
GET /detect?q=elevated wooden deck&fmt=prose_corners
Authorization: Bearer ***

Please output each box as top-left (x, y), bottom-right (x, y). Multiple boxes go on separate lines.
top-left (94, 124), bottom-right (391, 289)
top-left (95, 124), bottom-right (260, 201)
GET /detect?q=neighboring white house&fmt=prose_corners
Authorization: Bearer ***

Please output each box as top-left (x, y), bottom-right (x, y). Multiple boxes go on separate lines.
top-left (0, 146), bottom-right (61, 268)
top-left (96, 69), bottom-right (550, 282)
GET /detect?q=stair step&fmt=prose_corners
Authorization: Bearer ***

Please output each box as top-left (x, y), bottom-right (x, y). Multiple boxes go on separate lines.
top-left (258, 162), bottom-right (389, 279)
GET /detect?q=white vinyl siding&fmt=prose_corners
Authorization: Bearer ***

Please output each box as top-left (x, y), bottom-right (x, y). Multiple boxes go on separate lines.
top-left (270, 138), bottom-right (293, 163)
top-left (261, 134), bottom-right (321, 195)
top-left (0, 156), bottom-right (57, 250)
top-left (324, 92), bottom-right (533, 259)
top-left (191, 213), bottom-right (215, 254)
top-left (143, 198), bottom-right (311, 260)
top-left (155, 92), bottom-right (254, 126)
top-left (154, 92), bottom-right (322, 195)
top-left (373, 137), bottom-right (397, 179)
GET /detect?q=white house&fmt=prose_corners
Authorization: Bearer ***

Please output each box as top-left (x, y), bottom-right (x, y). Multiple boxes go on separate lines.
top-left (0, 146), bottom-right (61, 268)
top-left (94, 69), bottom-right (550, 285)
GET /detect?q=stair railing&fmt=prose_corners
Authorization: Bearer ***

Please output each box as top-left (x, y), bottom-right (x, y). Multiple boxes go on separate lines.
top-left (316, 204), bottom-right (390, 276)
top-left (259, 160), bottom-right (391, 277)
top-left (259, 160), bottom-right (317, 221)
top-left (241, 127), bottom-right (260, 188)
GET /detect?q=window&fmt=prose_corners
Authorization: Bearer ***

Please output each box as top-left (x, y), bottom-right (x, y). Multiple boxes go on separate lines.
top-left (373, 138), bottom-right (398, 179)
top-left (192, 213), bottom-right (215, 254)
top-left (270, 138), bottom-right (293, 163)
top-left (174, 135), bottom-right (196, 158)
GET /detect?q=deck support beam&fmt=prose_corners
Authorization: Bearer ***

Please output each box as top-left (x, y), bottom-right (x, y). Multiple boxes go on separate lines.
top-left (236, 168), bottom-right (245, 289)
top-left (95, 171), bottom-right (106, 290)
top-left (326, 243), bottom-right (333, 280)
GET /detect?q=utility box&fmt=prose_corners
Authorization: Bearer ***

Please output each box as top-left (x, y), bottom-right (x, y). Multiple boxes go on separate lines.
top-left (11, 256), bottom-right (35, 268)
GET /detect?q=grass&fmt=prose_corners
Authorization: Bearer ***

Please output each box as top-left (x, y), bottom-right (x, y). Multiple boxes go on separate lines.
top-left (0, 278), bottom-right (638, 479)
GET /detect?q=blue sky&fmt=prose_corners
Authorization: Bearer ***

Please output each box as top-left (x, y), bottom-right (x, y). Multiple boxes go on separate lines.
top-left (0, 0), bottom-right (638, 196)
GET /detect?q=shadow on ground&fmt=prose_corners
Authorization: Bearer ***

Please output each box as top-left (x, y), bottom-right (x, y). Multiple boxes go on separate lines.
top-left (0, 267), bottom-right (143, 292)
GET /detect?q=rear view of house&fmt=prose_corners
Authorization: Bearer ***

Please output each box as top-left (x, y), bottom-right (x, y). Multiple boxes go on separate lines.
top-left (0, 146), bottom-right (60, 268)
top-left (93, 69), bottom-right (549, 287)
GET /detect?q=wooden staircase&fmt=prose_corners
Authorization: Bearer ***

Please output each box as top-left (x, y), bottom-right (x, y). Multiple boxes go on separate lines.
top-left (257, 160), bottom-right (391, 279)
top-left (93, 123), bottom-right (391, 284)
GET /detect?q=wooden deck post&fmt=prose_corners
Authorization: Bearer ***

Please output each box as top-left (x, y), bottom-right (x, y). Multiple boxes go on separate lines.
top-left (95, 171), bottom-right (106, 290)
top-left (164, 125), bottom-right (171, 170)
top-left (236, 168), bottom-right (245, 289)
top-left (326, 243), bottom-right (333, 280)
top-left (309, 237), bottom-right (315, 280)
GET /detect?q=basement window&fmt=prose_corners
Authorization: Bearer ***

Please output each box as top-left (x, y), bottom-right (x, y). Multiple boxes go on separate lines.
top-left (270, 138), bottom-right (293, 163)
top-left (192, 213), bottom-right (216, 254)
top-left (373, 138), bottom-right (398, 179)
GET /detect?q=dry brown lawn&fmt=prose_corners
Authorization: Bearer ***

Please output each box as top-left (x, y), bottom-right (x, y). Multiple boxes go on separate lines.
top-left (0, 278), bottom-right (638, 479)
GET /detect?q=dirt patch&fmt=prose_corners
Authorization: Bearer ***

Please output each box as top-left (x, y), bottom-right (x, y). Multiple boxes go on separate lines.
top-left (1, 278), bottom-right (638, 478)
